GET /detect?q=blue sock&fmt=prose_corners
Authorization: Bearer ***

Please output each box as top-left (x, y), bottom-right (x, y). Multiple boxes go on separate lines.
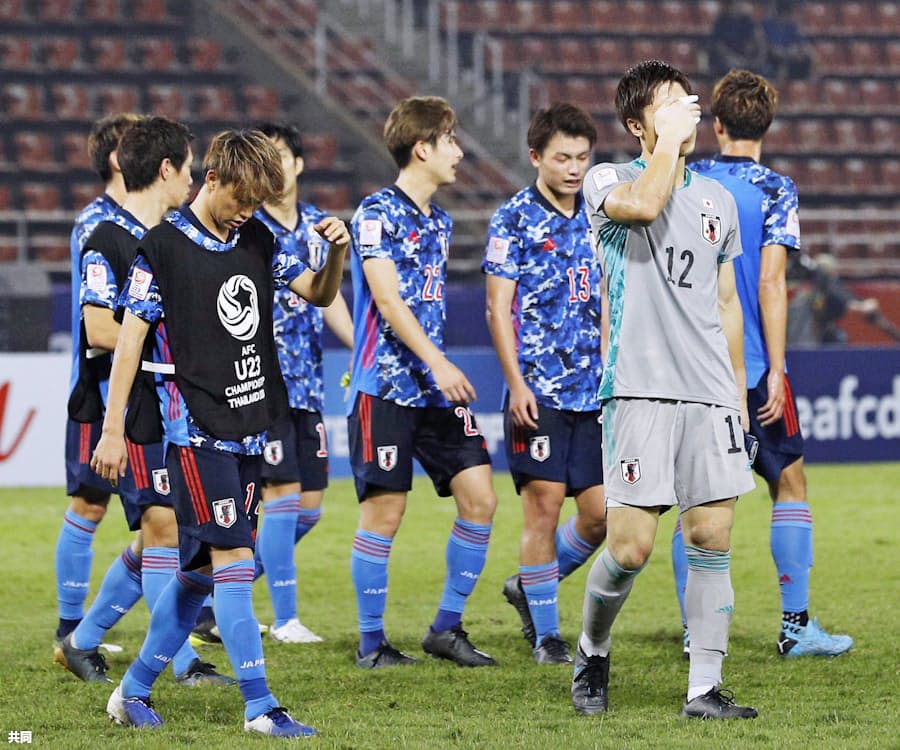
top-left (521, 561), bottom-right (560, 645)
top-left (258, 495), bottom-right (301, 626)
top-left (295, 507), bottom-right (322, 543)
top-left (56, 510), bottom-right (98, 626)
top-left (671, 518), bottom-right (688, 626)
top-left (141, 546), bottom-right (200, 676)
top-left (555, 517), bottom-right (599, 579)
top-left (213, 560), bottom-right (276, 721)
top-left (351, 529), bottom-right (392, 655)
top-left (771, 502), bottom-right (814, 615)
top-left (432, 518), bottom-right (491, 632)
top-left (122, 570), bottom-right (212, 699)
top-left (71, 545), bottom-right (142, 650)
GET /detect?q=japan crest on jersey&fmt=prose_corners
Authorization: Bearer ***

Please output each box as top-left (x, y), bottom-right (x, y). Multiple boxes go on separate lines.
top-left (212, 497), bottom-right (238, 528)
top-left (377, 445), bottom-right (398, 471)
top-left (530, 435), bottom-right (550, 462)
top-left (701, 213), bottom-right (722, 245)
top-left (264, 440), bottom-right (283, 466)
top-left (620, 458), bottom-right (641, 485)
top-left (151, 468), bottom-right (170, 496)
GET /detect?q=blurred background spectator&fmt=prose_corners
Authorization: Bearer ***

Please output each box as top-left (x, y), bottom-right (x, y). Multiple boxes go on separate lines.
top-left (708, 0), bottom-right (771, 78)
top-left (763, 0), bottom-right (814, 80)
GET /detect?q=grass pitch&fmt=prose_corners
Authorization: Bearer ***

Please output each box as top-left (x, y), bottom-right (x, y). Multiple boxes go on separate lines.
top-left (0, 463), bottom-right (897, 748)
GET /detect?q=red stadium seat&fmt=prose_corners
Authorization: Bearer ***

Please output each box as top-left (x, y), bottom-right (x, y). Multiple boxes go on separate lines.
top-left (822, 79), bottom-right (855, 109)
top-left (589, 39), bottom-right (629, 75)
top-left (192, 85), bottom-right (236, 120)
top-left (61, 132), bottom-right (91, 170)
top-left (1, 83), bottom-right (45, 119)
top-left (848, 40), bottom-right (883, 73)
top-left (241, 85), bottom-right (280, 120)
top-left (869, 117), bottom-right (899, 150)
top-left (133, 0), bottom-right (171, 22)
top-left (51, 83), bottom-right (92, 120)
top-left (95, 83), bottom-right (139, 114)
top-left (302, 133), bottom-right (338, 171)
top-left (31, 235), bottom-right (70, 263)
top-left (806, 158), bottom-right (842, 194)
top-left (22, 183), bottom-right (62, 211)
top-left (586, 0), bottom-right (621, 29)
top-left (801, 2), bottom-right (830, 34)
top-left (880, 159), bottom-right (900, 191)
top-left (511, 0), bottom-right (550, 31)
top-left (37, 0), bottom-right (77, 21)
top-left (549, 0), bottom-right (584, 30)
top-left (832, 118), bottom-right (870, 152)
top-left (0, 36), bottom-right (33, 70)
top-left (40, 36), bottom-right (82, 71)
top-left (858, 79), bottom-right (894, 108)
top-left (69, 182), bottom-right (102, 208)
top-left (812, 41), bottom-right (850, 73)
top-left (187, 37), bottom-right (222, 71)
top-left (90, 36), bottom-right (129, 71)
top-left (0, 237), bottom-right (19, 263)
top-left (0, 0), bottom-right (25, 21)
top-left (556, 38), bottom-right (588, 73)
top-left (309, 183), bottom-right (351, 212)
top-left (780, 79), bottom-right (818, 112)
top-left (136, 37), bottom-right (179, 71)
top-left (84, 0), bottom-right (121, 21)
top-left (147, 85), bottom-right (187, 118)
top-left (796, 119), bottom-right (831, 153)
top-left (14, 133), bottom-right (55, 170)
top-left (842, 158), bottom-right (875, 193)
top-left (840, 1), bottom-right (873, 32)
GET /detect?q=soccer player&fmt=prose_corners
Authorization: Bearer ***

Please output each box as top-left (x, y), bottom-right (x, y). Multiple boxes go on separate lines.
top-left (91, 130), bottom-right (349, 737)
top-left (672, 69), bottom-right (852, 658)
top-left (56, 116), bottom-right (233, 687)
top-left (55, 113), bottom-right (141, 648)
top-left (574, 60), bottom-right (758, 719)
top-left (254, 122), bottom-right (353, 643)
top-left (348, 96), bottom-right (498, 669)
top-left (484, 102), bottom-right (606, 664)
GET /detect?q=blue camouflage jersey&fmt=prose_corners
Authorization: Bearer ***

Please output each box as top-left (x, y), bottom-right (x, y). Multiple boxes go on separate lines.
top-left (692, 155), bottom-right (801, 387)
top-left (79, 207), bottom-right (147, 405)
top-left (254, 202), bottom-right (324, 412)
top-left (69, 193), bottom-right (120, 393)
top-left (348, 185), bottom-right (452, 411)
top-left (120, 207), bottom-right (304, 455)
top-left (482, 184), bottom-right (602, 411)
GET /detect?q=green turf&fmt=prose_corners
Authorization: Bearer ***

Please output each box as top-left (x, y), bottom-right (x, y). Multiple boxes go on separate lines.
top-left (0, 463), bottom-right (897, 748)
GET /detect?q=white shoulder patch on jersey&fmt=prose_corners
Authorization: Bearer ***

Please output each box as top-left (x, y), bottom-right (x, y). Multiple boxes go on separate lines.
top-left (128, 268), bottom-right (152, 300)
top-left (485, 236), bottom-right (510, 264)
top-left (591, 167), bottom-right (619, 191)
top-left (786, 208), bottom-right (800, 238)
top-left (359, 219), bottom-right (383, 246)
top-left (86, 263), bottom-right (107, 292)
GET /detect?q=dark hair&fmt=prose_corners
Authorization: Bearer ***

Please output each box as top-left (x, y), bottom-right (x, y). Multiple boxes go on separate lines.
top-left (711, 69), bottom-right (778, 141)
top-left (615, 59), bottom-right (693, 131)
top-left (383, 96), bottom-right (457, 168)
top-left (87, 113), bottom-right (144, 182)
top-left (527, 102), bottom-right (597, 154)
top-left (117, 117), bottom-right (193, 192)
top-left (255, 121), bottom-right (304, 159)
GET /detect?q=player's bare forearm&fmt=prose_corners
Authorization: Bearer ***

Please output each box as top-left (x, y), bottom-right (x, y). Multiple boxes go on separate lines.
top-left (101, 312), bottom-right (148, 436)
top-left (83, 304), bottom-right (121, 352)
top-left (758, 244), bottom-right (788, 375)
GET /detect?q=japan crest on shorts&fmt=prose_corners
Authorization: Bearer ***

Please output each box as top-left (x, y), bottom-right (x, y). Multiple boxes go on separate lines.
top-left (264, 440), bottom-right (283, 466)
top-left (151, 468), bottom-right (170, 496)
top-left (701, 213), bottom-right (722, 245)
top-left (212, 497), bottom-right (237, 528)
top-left (620, 458), bottom-right (641, 485)
top-left (530, 435), bottom-right (550, 462)
top-left (377, 445), bottom-right (398, 471)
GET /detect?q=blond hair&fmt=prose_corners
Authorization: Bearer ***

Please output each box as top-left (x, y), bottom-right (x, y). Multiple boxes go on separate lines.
top-left (383, 96), bottom-right (457, 168)
top-left (202, 129), bottom-right (284, 207)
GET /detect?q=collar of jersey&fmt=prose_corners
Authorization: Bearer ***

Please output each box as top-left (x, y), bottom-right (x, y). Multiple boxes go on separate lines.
top-left (107, 207), bottom-right (147, 239)
top-left (632, 157), bottom-right (693, 188)
top-left (255, 201), bottom-right (306, 235)
top-left (529, 182), bottom-right (584, 220)
top-left (167, 208), bottom-right (239, 252)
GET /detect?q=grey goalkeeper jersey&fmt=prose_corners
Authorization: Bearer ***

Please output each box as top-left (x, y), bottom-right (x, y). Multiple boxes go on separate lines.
top-left (584, 159), bottom-right (743, 409)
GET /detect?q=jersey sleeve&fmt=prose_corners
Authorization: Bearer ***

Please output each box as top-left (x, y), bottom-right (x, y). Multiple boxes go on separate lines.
top-left (718, 191), bottom-right (744, 264)
top-left (120, 253), bottom-right (164, 323)
top-left (80, 249), bottom-right (118, 310)
top-left (481, 204), bottom-right (521, 280)
top-left (763, 174), bottom-right (801, 251)
top-left (353, 205), bottom-right (396, 262)
top-left (583, 163), bottom-right (629, 220)
top-left (272, 241), bottom-right (308, 289)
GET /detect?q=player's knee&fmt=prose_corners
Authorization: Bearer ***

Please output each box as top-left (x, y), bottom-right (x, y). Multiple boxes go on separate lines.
top-left (70, 492), bottom-right (110, 522)
top-left (141, 506), bottom-right (179, 548)
top-left (683, 520), bottom-right (731, 552)
top-left (608, 538), bottom-right (653, 570)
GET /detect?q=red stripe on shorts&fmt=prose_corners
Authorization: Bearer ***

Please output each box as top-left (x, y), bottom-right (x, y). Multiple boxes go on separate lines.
top-left (178, 447), bottom-right (210, 524)
top-left (79, 423), bottom-right (91, 464)
top-left (360, 393), bottom-right (373, 463)
top-left (126, 439), bottom-right (149, 489)
top-left (783, 375), bottom-right (800, 437)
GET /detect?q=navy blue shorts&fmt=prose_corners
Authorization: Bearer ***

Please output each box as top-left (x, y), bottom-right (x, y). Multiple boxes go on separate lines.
top-left (118, 440), bottom-right (173, 531)
top-left (747, 371), bottom-right (805, 483)
top-left (504, 398), bottom-right (604, 495)
top-left (165, 443), bottom-right (262, 571)
top-left (65, 418), bottom-right (115, 499)
top-left (348, 392), bottom-right (491, 501)
top-left (261, 409), bottom-right (329, 491)
top-left (65, 418), bottom-right (172, 529)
